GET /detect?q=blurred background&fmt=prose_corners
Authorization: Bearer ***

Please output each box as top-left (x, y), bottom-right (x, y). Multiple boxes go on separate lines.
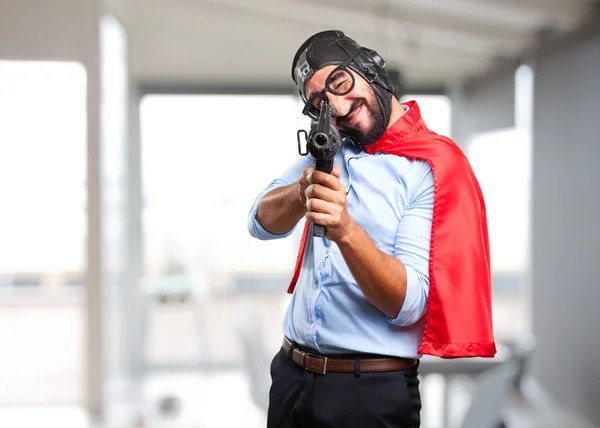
top-left (0, 0), bottom-right (599, 427)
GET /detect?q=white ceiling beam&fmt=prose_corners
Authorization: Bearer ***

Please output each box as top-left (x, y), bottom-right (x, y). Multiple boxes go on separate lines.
top-left (146, 0), bottom-right (499, 67)
top-left (126, 0), bottom-right (510, 87)
top-left (361, 0), bottom-right (594, 31)
top-left (315, 0), bottom-right (534, 34)
top-left (122, 0), bottom-right (594, 88)
top-left (479, 0), bottom-right (596, 27)
top-left (288, 0), bottom-right (533, 56)
top-left (182, 0), bottom-right (517, 58)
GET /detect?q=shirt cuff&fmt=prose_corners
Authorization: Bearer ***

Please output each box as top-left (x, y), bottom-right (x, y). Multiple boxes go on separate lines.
top-left (388, 265), bottom-right (429, 327)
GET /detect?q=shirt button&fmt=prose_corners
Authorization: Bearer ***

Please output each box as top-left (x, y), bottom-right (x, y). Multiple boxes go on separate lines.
top-left (310, 322), bottom-right (315, 329)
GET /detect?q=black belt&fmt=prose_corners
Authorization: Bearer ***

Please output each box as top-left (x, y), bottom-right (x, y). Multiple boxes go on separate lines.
top-left (282, 336), bottom-right (417, 375)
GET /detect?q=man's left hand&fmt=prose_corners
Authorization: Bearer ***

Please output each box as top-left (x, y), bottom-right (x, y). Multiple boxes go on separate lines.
top-left (305, 166), bottom-right (356, 242)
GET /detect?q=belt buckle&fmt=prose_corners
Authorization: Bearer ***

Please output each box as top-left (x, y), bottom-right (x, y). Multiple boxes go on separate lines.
top-left (318, 356), bottom-right (328, 374)
top-left (303, 353), bottom-right (328, 375)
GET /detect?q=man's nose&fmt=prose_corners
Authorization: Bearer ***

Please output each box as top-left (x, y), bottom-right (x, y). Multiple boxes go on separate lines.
top-left (325, 93), bottom-right (351, 118)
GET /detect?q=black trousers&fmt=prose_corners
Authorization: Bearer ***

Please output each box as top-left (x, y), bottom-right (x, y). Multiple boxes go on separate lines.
top-left (267, 347), bottom-right (422, 428)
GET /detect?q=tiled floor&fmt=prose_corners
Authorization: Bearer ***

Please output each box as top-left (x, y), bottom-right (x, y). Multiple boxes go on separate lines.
top-left (0, 406), bottom-right (91, 428)
top-left (0, 291), bottom-right (595, 428)
top-left (0, 373), bottom-right (597, 428)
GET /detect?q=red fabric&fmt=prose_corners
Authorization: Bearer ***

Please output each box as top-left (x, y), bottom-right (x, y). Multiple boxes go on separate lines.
top-left (287, 220), bottom-right (310, 294)
top-left (288, 100), bottom-right (496, 358)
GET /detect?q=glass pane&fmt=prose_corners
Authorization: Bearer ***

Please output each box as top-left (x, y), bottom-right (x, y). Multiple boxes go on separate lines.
top-left (139, 94), bottom-right (307, 426)
top-left (400, 94), bottom-right (452, 136)
top-left (466, 127), bottom-right (532, 342)
top-left (464, 65), bottom-right (534, 344)
top-left (0, 60), bottom-right (87, 403)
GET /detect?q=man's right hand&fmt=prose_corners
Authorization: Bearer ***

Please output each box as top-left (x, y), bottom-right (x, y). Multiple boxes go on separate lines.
top-left (297, 166), bottom-right (314, 206)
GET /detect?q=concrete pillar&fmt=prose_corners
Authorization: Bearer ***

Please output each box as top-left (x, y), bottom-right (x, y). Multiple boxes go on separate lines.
top-left (99, 15), bottom-right (137, 420)
top-left (448, 83), bottom-right (468, 149)
top-left (125, 82), bottom-right (145, 382)
top-left (530, 23), bottom-right (600, 426)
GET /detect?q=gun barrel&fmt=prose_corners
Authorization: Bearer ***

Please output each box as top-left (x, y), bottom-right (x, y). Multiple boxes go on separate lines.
top-left (317, 102), bottom-right (331, 134)
top-left (313, 132), bottom-right (329, 149)
top-left (302, 99), bottom-right (342, 239)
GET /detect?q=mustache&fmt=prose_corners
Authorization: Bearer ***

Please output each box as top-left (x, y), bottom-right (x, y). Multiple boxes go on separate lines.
top-left (336, 100), bottom-right (362, 127)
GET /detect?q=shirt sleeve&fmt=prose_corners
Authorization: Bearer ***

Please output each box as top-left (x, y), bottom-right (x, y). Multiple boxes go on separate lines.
top-left (389, 160), bottom-right (434, 327)
top-left (247, 155), bottom-right (314, 240)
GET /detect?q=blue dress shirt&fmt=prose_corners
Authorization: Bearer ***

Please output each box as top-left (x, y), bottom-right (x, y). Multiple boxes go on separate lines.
top-left (248, 138), bottom-right (434, 359)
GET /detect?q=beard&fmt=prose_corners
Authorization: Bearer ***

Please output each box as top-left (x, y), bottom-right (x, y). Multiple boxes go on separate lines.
top-left (337, 92), bottom-right (387, 147)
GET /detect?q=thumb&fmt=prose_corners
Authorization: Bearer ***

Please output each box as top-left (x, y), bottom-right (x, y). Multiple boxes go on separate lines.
top-left (332, 166), bottom-right (342, 178)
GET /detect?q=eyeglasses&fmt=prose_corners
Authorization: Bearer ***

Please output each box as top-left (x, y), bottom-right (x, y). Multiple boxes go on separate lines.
top-left (301, 48), bottom-right (362, 120)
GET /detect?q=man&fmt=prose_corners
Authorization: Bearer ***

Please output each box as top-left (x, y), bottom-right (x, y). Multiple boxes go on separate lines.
top-left (247, 30), bottom-right (495, 428)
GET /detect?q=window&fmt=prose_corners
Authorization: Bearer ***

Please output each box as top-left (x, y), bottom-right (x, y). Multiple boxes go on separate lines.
top-left (400, 94), bottom-right (452, 136)
top-left (0, 60), bottom-right (87, 403)
top-left (140, 94), bottom-right (308, 295)
top-left (463, 65), bottom-right (534, 341)
top-left (138, 94), bottom-right (308, 427)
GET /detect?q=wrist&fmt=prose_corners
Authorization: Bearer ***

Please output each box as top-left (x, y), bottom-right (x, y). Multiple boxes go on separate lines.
top-left (294, 182), bottom-right (308, 211)
top-left (335, 218), bottom-right (360, 247)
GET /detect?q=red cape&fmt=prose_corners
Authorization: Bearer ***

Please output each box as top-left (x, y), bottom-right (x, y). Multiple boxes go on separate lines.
top-left (288, 100), bottom-right (496, 359)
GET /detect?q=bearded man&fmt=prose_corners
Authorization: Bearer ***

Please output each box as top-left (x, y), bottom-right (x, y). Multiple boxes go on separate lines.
top-left (247, 30), bottom-right (496, 428)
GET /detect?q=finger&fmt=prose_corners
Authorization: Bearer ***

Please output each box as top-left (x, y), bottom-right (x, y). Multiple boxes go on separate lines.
top-left (305, 166), bottom-right (314, 183)
top-left (299, 167), bottom-right (311, 185)
top-left (299, 176), bottom-right (309, 188)
top-left (332, 166), bottom-right (341, 178)
top-left (306, 211), bottom-right (334, 226)
top-left (306, 184), bottom-right (344, 204)
top-left (306, 198), bottom-right (337, 214)
top-left (309, 171), bottom-right (343, 191)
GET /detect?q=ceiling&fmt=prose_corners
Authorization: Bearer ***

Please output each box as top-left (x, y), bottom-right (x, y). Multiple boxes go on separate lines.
top-left (107, 0), bottom-right (599, 92)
